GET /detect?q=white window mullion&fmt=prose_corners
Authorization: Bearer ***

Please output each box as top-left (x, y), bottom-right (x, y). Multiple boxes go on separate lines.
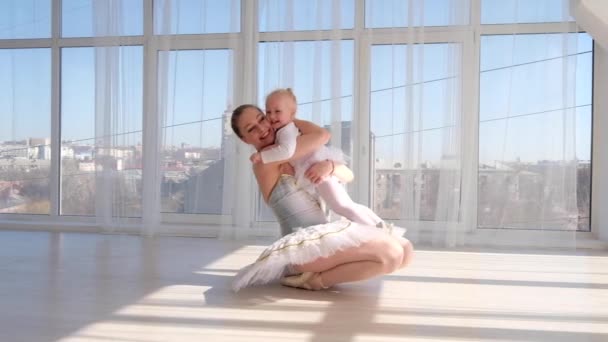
top-left (461, 0), bottom-right (481, 232)
top-left (592, 42), bottom-right (608, 241)
top-left (229, 0), bottom-right (258, 238)
top-left (472, 0), bottom-right (481, 27)
top-left (479, 22), bottom-right (582, 35)
top-left (353, 0), bottom-right (370, 205)
top-left (141, 0), bottom-right (161, 234)
top-left (0, 38), bottom-right (52, 49)
top-left (49, 0), bottom-right (62, 218)
top-left (149, 36), bottom-right (238, 50)
top-left (366, 30), bottom-right (468, 45)
top-left (57, 36), bottom-right (144, 47)
top-left (363, 25), bottom-right (471, 37)
top-left (259, 29), bottom-right (355, 42)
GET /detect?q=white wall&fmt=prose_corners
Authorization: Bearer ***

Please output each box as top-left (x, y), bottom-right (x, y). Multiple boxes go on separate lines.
top-left (572, 0), bottom-right (608, 49)
top-left (592, 42), bottom-right (608, 242)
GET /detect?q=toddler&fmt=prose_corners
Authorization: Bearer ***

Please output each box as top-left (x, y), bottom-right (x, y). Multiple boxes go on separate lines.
top-left (251, 88), bottom-right (385, 227)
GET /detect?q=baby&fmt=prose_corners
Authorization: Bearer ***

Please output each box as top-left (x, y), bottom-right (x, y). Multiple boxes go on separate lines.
top-left (250, 88), bottom-right (386, 227)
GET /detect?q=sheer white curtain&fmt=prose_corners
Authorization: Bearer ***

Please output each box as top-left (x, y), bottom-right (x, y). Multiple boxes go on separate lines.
top-left (256, 0), bottom-right (466, 247)
top-left (362, 0), bottom-right (586, 247)
top-left (91, 0), bottom-right (143, 232)
top-left (366, 0), bottom-right (468, 246)
top-left (42, 0), bottom-right (588, 245)
top-left (87, 0), bottom-right (239, 235)
top-left (255, 0), bottom-right (354, 227)
top-left (154, 0), bottom-right (238, 236)
top-left (477, 0), bottom-right (589, 240)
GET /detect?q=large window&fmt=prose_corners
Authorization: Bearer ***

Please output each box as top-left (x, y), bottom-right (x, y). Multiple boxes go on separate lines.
top-left (481, 0), bottom-right (573, 24)
top-left (0, 1), bottom-right (597, 239)
top-left (370, 43), bottom-right (462, 221)
top-left (259, 0), bottom-right (354, 32)
top-left (158, 49), bottom-right (233, 215)
top-left (366, 0), bottom-right (470, 27)
top-left (154, 0), bottom-right (240, 34)
top-left (60, 46), bottom-right (143, 217)
top-left (0, 0), bottom-right (51, 39)
top-left (478, 33), bottom-right (592, 231)
top-left (62, 0), bottom-right (143, 37)
top-left (0, 48), bottom-right (51, 214)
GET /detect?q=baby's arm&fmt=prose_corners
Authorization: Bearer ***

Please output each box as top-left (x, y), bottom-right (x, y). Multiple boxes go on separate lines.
top-left (258, 120), bottom-right (330, 166)
top-left (258, 122), bottom-right (299, 164)
top-left (290, 119), bottom-right (330, 161)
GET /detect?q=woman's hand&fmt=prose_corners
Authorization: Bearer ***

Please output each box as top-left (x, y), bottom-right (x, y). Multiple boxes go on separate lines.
top-left (305, 160), bottom-right (333, 184)
top-left (250, 152), bottom-right (262, 164)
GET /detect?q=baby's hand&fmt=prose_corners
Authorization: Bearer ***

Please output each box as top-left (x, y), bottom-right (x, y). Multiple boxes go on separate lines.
top-left (305, 160), bottom-right (333, 184)
top-left (250, 152), bottom-right (262, 164)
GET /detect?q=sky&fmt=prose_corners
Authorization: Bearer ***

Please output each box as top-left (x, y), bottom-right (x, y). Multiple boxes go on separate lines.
top-left (0, 0), bottom-right (593, 167)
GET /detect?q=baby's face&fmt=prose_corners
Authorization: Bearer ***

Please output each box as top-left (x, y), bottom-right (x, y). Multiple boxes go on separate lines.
top-left (265, 94), bottom-right (295, 130)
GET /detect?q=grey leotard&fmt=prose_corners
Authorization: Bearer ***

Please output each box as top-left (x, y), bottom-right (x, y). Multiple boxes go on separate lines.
top-left (267, 175), bottom-right (328, 236)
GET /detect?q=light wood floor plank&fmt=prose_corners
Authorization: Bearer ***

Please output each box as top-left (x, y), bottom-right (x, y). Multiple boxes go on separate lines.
top-left (1, 230), bottom-right (607, 342)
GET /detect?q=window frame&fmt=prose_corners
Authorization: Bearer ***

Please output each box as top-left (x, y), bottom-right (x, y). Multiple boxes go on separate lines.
top-left (0, 0), bottom-right (602, 246)
top-left (0, 0), bottom-right (241, 236)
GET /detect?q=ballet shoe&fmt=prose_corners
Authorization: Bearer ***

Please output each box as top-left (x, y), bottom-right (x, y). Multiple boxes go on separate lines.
top-left (376, 221), bottom-right (406, 235)
top-left (280, 272), bottom-right (326, 291)
top-left (376, 221), bottom-right (394, 233)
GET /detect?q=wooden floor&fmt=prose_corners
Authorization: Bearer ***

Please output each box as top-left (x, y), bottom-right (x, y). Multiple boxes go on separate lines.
top-left (1, 230), bottom-right (607, 342)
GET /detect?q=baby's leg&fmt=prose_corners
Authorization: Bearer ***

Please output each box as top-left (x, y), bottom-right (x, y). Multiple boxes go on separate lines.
top-left (316, 177), bottom-right (382, 226)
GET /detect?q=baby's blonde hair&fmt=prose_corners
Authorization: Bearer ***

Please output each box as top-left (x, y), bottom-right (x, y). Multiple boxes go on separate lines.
top-left (266, 88), bottom-right (297, 111)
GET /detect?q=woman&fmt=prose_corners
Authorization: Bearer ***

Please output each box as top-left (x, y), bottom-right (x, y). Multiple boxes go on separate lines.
top-left (231, 104), bottom-right (413, 291)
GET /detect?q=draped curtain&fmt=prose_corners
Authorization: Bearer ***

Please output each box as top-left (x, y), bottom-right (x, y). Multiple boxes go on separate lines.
top-left (0, 0), bottom-right (590, 247)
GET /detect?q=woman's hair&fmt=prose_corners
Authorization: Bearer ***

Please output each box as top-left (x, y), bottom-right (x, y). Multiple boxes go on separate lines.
top-left (231, 104), bottom-right (263, 139)
top-left (266, 87), bottom-right (297, 110)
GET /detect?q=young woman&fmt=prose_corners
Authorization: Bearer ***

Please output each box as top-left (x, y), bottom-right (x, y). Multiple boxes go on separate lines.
top-left (231, 104), bottom-right (413, 291)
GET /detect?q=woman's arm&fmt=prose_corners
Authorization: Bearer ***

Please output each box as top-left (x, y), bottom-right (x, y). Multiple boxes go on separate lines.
top-left (253, 162), bottom-right (281, 202)
top-left (305, 160), bottom-right (354, 184)
top-left (291, 119), bottom-right (330, 161)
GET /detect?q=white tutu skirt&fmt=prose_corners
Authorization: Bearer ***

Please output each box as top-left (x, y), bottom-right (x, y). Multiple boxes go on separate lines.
top-left (293, 145), bottom-right (346, 192)
top-left (232, 220), bottom-right (406, 292)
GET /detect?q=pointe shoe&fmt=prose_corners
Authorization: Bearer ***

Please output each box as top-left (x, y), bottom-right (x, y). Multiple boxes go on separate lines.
top-left (376, 221), bottom-right (407, 235)
top-left (376, 221), bottom-right (394, 233)
top-left (280, 272), bottom-right (326, 291)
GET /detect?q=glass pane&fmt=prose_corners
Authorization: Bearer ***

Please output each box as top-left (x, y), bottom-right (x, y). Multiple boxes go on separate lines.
top-left (158, 49), bottom-right (233, 215)
top-left (259, 0), bottom-right (354, 32)
top-left (370, 43), bottom-right (462, 221)
top-left (478, 33), bottom-right (592, 231)
top-left (0, 0), bottom-right (51, 39)
top-left (257, 40), bottom-right (355, 221)
top-left (481, 0), bottom-right (573, 24)
top-left (365, 0), bottom-right (469, 28)
top-left (61, 46), bottom-right (143, 216)
top-left (0, 48), bottom-right (51, 214)
top-left (155, 0), bottom-right (240, 34)
top-left (258, 40), bottom-right (354, 152)
top-left (62, 0), bottom-right (143, 37)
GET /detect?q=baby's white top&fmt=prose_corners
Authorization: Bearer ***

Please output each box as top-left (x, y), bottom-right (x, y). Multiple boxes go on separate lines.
top-left (260, 121), bottom-right (299, 164)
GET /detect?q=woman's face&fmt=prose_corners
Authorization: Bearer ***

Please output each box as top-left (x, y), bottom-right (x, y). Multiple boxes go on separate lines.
top-left (236, 106), bottom-right (275, 150)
